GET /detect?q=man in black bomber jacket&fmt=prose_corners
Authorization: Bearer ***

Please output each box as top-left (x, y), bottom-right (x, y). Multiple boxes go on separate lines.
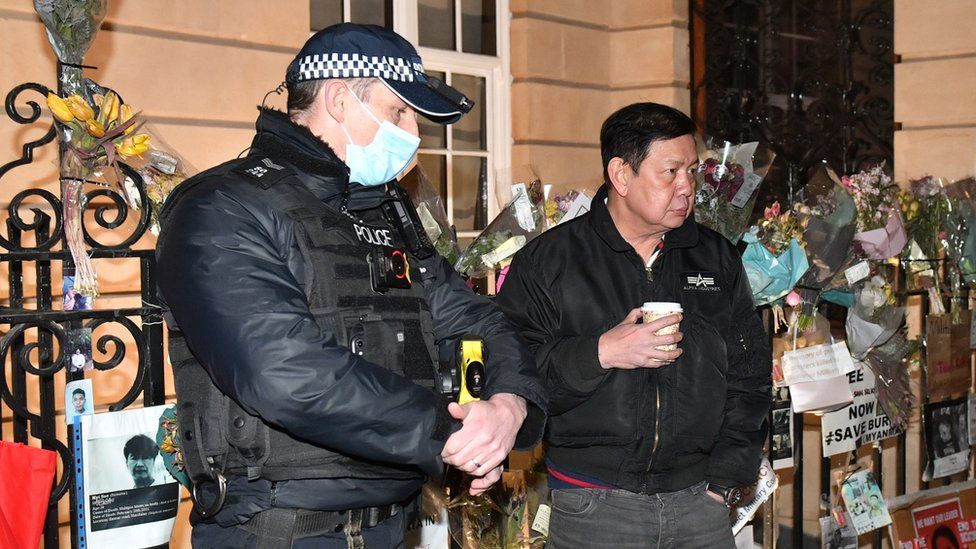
top-left (497, 103), bottom-right (771, 549)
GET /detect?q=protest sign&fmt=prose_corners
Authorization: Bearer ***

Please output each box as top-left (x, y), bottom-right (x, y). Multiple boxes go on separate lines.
top-left (821, 364), bottom-right (902, 457)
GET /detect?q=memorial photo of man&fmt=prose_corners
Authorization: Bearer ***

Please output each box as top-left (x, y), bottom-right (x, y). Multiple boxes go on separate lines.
top-left (497, 103), bottom-right (772, 548)
top-left (124, 434), bottom-right (160, 489)
top-left (72, 388), bottom-right (87, 415)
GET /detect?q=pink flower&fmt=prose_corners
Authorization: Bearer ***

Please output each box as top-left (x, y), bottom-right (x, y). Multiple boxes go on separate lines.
top-left (785, 291), bottom-right (801, 307)
top-left (764, 201), bottom-right (781, 220)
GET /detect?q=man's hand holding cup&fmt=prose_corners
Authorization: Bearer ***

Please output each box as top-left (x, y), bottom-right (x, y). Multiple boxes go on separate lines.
top-left (598, 303), bottom-right (683, 370)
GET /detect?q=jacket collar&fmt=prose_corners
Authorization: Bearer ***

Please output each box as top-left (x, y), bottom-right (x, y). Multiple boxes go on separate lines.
top-left (248, 108), bottom-right (387, 210)
top-left (589, 185), bottom-right (700, 253)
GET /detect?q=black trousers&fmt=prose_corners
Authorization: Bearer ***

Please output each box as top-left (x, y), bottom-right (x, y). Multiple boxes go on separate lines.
top-left (190, 511), bottom-right (407, 549)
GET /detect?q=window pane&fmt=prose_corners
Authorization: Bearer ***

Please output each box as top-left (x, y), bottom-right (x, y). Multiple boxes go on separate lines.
top-left (452, 156), bottom-right (488, 231)
top-left (350, 0), bottom-right (393, 29)
top-left (310, 0), bottom-right (342, 31)
top-left (418, 71), bottom-right (447, 149)
top-left (450, 74), bottom-right (486, 151)
top-left (417, 154), bottom-right (448, 203)
top-left (461, 0), bottom-right (496, 55)
top-left (419, 0), bottom-right (456, 50)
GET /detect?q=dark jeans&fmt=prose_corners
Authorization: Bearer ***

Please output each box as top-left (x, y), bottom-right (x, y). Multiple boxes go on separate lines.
top-left (191, 510), bottom-right (406, 548)
top-left (548, 481), bottom-right (735, 549)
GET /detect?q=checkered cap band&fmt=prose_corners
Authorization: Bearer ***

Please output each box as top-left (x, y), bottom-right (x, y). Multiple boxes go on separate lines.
top-left (296, 53), bottom-right (424, 82)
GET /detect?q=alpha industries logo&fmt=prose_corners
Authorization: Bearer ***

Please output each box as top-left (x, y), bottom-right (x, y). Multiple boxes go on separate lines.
top-left (682, 272), bottom-right (721, 292)
top-left (243, 158), bottom-right (285, 178)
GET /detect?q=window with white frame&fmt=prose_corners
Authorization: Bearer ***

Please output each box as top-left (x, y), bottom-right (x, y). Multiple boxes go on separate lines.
top-left (310, 0), bottom-right (511, 242)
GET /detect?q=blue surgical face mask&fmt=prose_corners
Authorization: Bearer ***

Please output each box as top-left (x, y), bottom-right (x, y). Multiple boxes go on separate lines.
top-left (340, 87), bottom-right (420, 187)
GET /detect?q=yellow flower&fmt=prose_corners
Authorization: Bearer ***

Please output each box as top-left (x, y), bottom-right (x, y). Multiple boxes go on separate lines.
top-left (64, 95), bottom-right (94, 122)
top-left (119, 104), bottom-right (135, 135)
top-left (46, 93), bottom-right (74, 123)
top-left (98, 91), bottom-right (120, 125)
top-left (115, 133), bottom-right (151, 158)
top-left (85, 118), bottom-right (106, 138)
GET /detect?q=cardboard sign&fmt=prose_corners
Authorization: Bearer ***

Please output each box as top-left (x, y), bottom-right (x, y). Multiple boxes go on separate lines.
top-left (821, 364), bottom-right (902, 457)
top-left (889, 480), bottom-right (976, 549)
top-left (926, 315), bottom-right (972, 400)
top-left (779, 342), bottom-right (857, 386)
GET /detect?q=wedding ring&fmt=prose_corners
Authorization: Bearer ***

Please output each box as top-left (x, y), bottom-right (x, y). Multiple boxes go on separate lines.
top-left (472, 459), bottom-right (482, 469)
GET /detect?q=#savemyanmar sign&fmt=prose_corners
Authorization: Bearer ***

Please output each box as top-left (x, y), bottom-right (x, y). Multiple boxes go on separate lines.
top-left (821, 363), bottom-right (902, 457)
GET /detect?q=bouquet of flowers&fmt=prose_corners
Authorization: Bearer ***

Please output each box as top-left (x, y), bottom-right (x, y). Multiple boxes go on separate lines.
top-left (741, 202), bottom-right (809, 306)
top-left (46, 89), bottom-right (151, 296)
top-left (841, 164), bottom-right (907, 260)
top-left (941, 177), bottom-right (976, 283)
top-left (900, 176), bottom-right (948, 261)
top-left (844, 277), bottom-right (914, 430)
top-left (455, 180), bottom-right (546, 278)
top-left (398, 164), bottom-right (461, 263)
top-left (791, 165), bottom-right (858, 318)
top-left (120, 143), bottom-right (195, 236)
top-left (694, 138), bottom-right (776, 243)
top-left (544, 189), bottom-right (591, 227)
top-left (34, 0), bottom-right (107, 96)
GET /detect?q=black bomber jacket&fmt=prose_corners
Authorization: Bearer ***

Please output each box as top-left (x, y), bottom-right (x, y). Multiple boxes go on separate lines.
top-left (496, 186), bottom-right (772, 494)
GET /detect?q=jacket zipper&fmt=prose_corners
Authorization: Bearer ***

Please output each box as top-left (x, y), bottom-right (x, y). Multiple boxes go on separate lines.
top-left (640, 247), bottom-right (665, 493)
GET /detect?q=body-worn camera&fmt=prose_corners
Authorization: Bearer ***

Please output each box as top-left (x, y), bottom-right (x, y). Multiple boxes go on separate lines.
top-left (368, 247), bottom-right (412, 293)
top-left (439, 336), bottom-right (485, 403)
top-left (381, 181), bottom-right (435, 260)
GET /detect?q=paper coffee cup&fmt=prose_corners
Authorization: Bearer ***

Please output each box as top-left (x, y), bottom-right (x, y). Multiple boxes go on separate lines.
top-left (641, 302), bottom-right (683, 351)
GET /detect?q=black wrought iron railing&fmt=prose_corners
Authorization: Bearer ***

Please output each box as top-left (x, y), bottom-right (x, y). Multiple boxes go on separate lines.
top-left (0, 69), bottom-right (165, 549)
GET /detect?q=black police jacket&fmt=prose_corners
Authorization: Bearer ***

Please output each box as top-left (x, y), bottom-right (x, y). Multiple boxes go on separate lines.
top-left (496, 186), bottom-right (771, 494)
top-left (155, 109), bottom-right (547, 523)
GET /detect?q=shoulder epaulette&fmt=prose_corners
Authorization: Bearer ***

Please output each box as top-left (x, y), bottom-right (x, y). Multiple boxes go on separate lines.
top-left (232, 157), bottom-right (294, 189)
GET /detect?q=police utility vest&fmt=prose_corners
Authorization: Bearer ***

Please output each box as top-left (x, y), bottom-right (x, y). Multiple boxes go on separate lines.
top-left (165, 156), bottom-right (441, 487)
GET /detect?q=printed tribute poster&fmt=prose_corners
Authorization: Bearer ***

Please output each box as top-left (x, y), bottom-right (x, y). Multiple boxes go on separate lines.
top-left (924, 398), bottom-right (971, 480)
top-left (81, 405), bottom-right (179, 548)
top-left (840, 469), bottom-right (891, 535)
top-left (771, 388), bottom-right (794, 470)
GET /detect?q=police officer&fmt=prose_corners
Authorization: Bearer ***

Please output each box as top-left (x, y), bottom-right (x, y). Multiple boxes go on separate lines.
top-left (156, 24), bottom-right (546, 548)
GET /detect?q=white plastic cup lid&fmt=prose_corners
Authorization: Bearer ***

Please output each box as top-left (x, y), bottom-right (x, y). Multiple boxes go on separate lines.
top-left (641, 302), bottom-right (683, 313)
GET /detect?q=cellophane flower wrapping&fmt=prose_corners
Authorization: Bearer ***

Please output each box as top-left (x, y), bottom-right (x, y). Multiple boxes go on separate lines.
top-left (455, 180), bottom-right (546, 278)
top-left (742, 202), bottom-right (809, 306)
top-left (841, 164), bottom-right (907, 260)
top-left (941, 177), bottom-right (976, 283)
top-left (693, 138), bottom-right (776, 243)
top-left (33, 0), bottom-right (107, 97)
top-left (397, 164), bottom-right (461, 263)
top-left (900, 176), bottom-right (948, 262)
top-left (120, 126), bottom-right (196, 236)
top-left (845, 283), bottom-right (914, 431)
top-left (793, 165), bottom-right (858, 295)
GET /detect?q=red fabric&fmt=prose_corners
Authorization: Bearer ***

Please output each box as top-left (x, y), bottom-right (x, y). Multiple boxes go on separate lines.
top-left (0, 441), bottom-right (57, 549)
top-left (547, 466), bottom-right (610, 489)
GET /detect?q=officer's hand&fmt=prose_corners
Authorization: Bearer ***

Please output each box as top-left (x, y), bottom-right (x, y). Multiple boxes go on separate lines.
top-left (441, 393), bottom-right (527, 476)
top-left (598, 308), bottom-right (683, 370)
top-left (469, 465), bottom-right (503, 496)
